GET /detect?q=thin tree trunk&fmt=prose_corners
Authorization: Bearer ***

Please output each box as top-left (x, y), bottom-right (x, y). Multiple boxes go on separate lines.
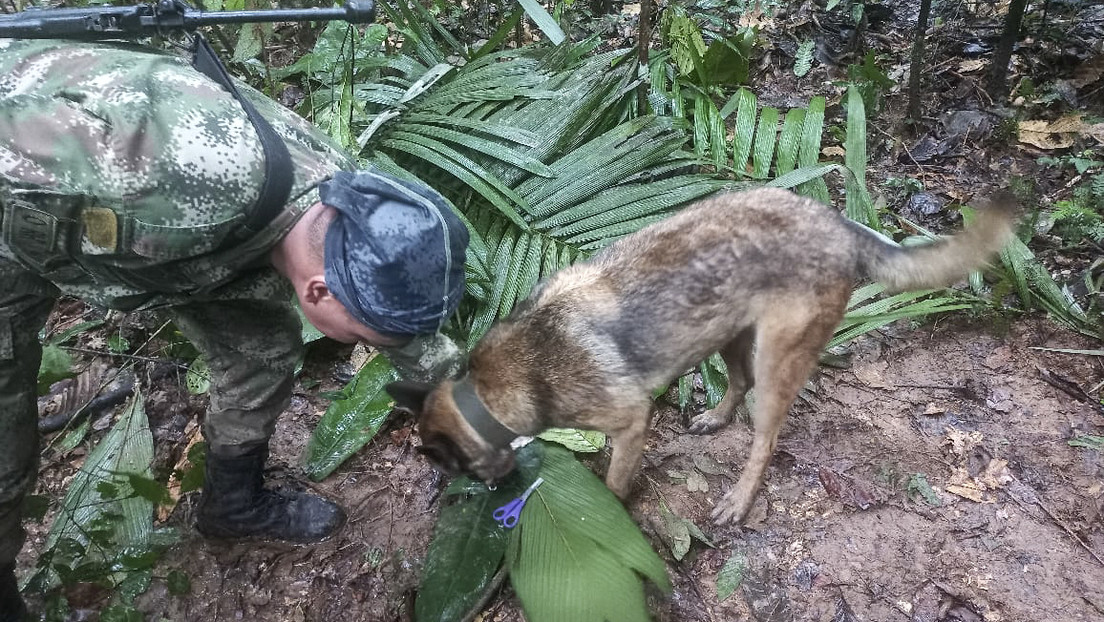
top-left (907, 0), bottom-right (933, 129)
top-left (636, 0), bottom-right (652, 115)
top-left (987, 0), bottom-right (1028, 99)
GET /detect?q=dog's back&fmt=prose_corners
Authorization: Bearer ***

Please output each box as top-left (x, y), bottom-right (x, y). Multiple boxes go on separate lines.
top-left (469, 186), bottom-right (1015, 427)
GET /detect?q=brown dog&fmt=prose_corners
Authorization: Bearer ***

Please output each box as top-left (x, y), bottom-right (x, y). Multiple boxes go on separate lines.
top-left (387, 187), bottom-right (1016, 524)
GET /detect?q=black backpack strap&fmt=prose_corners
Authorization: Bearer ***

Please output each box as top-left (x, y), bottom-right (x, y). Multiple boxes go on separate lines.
top-left (190, 34), bottom-right (294, 235)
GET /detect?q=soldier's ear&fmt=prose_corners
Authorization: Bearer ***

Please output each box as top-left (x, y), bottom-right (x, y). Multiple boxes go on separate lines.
top-left (386, 381), bottom-right (434, 415)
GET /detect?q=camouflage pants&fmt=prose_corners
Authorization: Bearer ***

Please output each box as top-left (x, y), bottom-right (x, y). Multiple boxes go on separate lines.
top-left (0, 260), bottom-right (57, 567)
top-left (0, 256), bottom-right (303, 566)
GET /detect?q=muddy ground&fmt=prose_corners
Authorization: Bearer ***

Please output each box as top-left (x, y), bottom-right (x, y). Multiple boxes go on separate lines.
top-left (21, 314), bottom-right (1104, 622)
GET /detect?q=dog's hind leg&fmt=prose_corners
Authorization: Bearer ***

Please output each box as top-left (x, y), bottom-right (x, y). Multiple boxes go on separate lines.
top-left (603, 401), bottom-right (654, 500)
top-left (689, 326), bottom-right (755, 435)
top-left (712, 304), bottom-right (841, 525)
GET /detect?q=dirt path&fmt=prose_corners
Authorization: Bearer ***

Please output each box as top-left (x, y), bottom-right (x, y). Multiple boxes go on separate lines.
top-left (97, 315), bottom-right (1102, 622)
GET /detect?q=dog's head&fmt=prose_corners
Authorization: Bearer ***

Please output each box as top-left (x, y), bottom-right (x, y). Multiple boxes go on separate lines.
top-left (386, 380), bottom-right (517, 486)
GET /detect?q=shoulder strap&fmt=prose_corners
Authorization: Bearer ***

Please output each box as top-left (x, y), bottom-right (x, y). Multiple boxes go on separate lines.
top-left (190, 34), bottom-right (294, 235)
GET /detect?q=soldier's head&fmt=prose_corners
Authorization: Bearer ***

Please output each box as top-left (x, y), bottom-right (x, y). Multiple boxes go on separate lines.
top-left (284, 169), bottom-right (469, 347)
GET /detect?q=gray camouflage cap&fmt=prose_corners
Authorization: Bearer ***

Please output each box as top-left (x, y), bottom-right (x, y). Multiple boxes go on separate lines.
top-left (319, 169), bottom-right (468, 338)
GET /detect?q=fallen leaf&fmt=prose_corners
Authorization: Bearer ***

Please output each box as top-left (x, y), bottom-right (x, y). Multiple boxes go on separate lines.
top-left (1019, 114), bottom-right (1104, 149)
top-left (621, 3), bottom-right (640, 15)
top-left (821, 145), bottom-right (846, 158)
top-left (818, 468), bottom-right (879, 510)
top-left (692, 453), bottom-right (730, 476)
top-left (716, 552), bottom-right (748, 602)
top-left (1072, 54), bottom-right (1104, 88)
top-left (958, 59), bottom-right (986, 73)
top-left (686, 470), bottom-right (709, 493)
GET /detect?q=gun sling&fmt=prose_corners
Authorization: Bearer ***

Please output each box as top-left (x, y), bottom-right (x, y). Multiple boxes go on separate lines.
top-left (190, 34), bottom-right (294, 237)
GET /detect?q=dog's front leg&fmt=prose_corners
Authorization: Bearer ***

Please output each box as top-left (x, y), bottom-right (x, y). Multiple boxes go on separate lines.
top-left (603, 405), bottom-right (653, 500)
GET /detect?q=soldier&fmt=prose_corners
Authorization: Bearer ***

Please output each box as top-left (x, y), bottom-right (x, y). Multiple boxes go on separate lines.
top-left (0, 38), bottom-right (468, 621)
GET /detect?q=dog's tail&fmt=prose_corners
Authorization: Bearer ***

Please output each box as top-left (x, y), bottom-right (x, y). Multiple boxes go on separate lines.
top-left (852, 192), bottom-right (1019, 293)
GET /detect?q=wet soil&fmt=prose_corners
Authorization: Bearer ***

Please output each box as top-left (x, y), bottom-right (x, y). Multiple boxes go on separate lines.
top-left (23, 315), bottom-right (1104, 622)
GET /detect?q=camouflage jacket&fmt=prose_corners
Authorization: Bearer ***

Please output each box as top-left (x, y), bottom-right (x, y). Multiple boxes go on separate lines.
top-left (0, 38), bottom-right (354, 311)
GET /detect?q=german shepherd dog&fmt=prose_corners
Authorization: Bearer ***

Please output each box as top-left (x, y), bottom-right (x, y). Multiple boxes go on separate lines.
top-left (387, 187), bottom-right (1016, 524)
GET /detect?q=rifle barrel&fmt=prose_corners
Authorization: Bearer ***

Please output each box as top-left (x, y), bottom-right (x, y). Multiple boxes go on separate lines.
top-left (0, 1), bottom-right (375, 39)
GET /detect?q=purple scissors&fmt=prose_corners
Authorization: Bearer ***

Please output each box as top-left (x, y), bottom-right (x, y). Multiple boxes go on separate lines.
top-left (492, 477), bottom-right (545, 529)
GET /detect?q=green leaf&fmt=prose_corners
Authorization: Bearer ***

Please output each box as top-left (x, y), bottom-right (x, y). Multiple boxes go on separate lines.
top-left (844, 85), bottom-right (876, 228)
top-left (415, 489), bottom-right (512, 622)
top-left (774, 108), bottom-right (805, 179)
top-left (99, 604), bottom-right (143, 622)
top-left (46, 319), bottom-right (104, 346)
top-left (303, 355), bottom-right (400, 480)
top-left (1069, 435), bottom-right (1104, 450)
top-left (185, 357), bottom-right (210, 395)
top-left (37, 343), bottom-right (74, 395)
top-left (731, 88), bottom-right (757, 175)
top-left (751, 107), bottom-right (779, 179)
top-left (796, 96), bottom-right (828, 201)
top-left (515, 0), bottom-right (566, 45)
top-left (907, 473), bottom-right (941, 506)
top-left (296, 301), bottom-right (326, 345)
top-left (507, 443), bottom-right (671, 622)
top-left (657, 502), bottom-right (714, 561)
top-left (700, 354), bottom-right (728, 409)
top-left (794, 39), bottom-right (815, 77)
top-left (43, 391), bottom-right (154, 590)
top-left (55, 418), bottom-right (90, 453)
top-left (166, 569), bottom-right (192, 596)
top-left (123, 473), bottom-right (172, 507)
top-left (537, 428), bottom-right (606, 453)
top-left (716, 552), bottom-right (748, 602)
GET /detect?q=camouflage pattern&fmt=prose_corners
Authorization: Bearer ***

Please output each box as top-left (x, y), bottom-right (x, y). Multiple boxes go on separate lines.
top-left (0, 39), bottom-right (341, 566)
top-left (0, 259), bottom-right (58, 566)
top-left (0, 38), bottom-right (353, 309)
top-left (378, 332), bottom-right (466, 384)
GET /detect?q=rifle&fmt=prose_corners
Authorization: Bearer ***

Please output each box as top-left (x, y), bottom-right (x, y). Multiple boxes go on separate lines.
top-left (0, 0), bottom-right (376, 40)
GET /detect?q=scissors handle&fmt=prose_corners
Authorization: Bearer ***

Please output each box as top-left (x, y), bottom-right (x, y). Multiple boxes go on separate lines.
top-left (493, 499), bottom-right (521, 522)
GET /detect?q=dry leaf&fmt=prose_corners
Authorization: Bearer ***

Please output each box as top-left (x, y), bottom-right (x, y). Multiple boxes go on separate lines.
top-left (621, 3), bottom-right (640, 15)
top-left (1072, 55), bottom-right (1104, 88)
top-left (1019, 114), bottom-right (1104, 150)
top-left (958, 59), bottom-right (986, 73)
top-left (821, 145), bottom-right (846, 158)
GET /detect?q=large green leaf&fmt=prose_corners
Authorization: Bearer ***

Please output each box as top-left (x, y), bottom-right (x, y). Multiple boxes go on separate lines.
top-left (415, 492), bottom-right (512, 622)
top-left (304, 355), bottom-right (400, 480)
top-left (43, 390), bottom-right (154, 587)
top-left (417, 443), bottom-right (545, 622)
top-left (844, 85), bottom-right (876, 228)
top-left (507, 443), bottom-right (671, 622)
top-left (515, 0), bottom-right (566, 45)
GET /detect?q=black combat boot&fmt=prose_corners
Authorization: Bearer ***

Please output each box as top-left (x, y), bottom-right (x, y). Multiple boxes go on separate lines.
top-left (0, 563), bottom-right (26, 622)
top-left (196, 444), bottom-right (346, 543)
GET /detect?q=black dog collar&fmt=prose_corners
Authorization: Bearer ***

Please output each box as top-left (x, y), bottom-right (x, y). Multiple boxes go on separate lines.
top-left (451, 375), bottom-right (518, 449)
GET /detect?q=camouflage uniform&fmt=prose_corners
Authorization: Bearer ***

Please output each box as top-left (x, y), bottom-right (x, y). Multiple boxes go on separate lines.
top-left (0, 39), bottom-right (459, 567)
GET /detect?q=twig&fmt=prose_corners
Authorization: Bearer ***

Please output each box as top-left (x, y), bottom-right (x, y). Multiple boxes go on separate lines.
top-left (1008, 477), bottom-right (1104, 569)
top-left (459, 566), bottom-right (509, 622)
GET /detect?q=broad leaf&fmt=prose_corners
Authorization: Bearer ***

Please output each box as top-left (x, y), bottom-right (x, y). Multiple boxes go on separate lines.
top-left (304, 354), bottom-right (400, 480)
top-left (537, 428), bottom-right (606, 453)
top-left (507, 443), bottom-right (671, 622)
top-left (43, 390), bottom-right (154, 588)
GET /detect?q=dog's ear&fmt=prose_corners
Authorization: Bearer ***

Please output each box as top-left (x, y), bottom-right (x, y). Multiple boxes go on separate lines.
top-left (386, 381), bottom-right (434, 415)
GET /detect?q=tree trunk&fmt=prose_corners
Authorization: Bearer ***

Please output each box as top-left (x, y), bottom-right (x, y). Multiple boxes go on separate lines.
top-left (906, 0), bottom-right (933, 129)
top-left (636, 0), bottom-right (652, 115)
top-left (987, 0), bottom-right (1028, 99)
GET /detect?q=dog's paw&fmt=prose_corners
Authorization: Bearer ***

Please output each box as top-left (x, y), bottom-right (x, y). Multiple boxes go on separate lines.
top-left (688, 410), bottom-right (730, 435)
top-left (711, 487), bottom-right (755, 526)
